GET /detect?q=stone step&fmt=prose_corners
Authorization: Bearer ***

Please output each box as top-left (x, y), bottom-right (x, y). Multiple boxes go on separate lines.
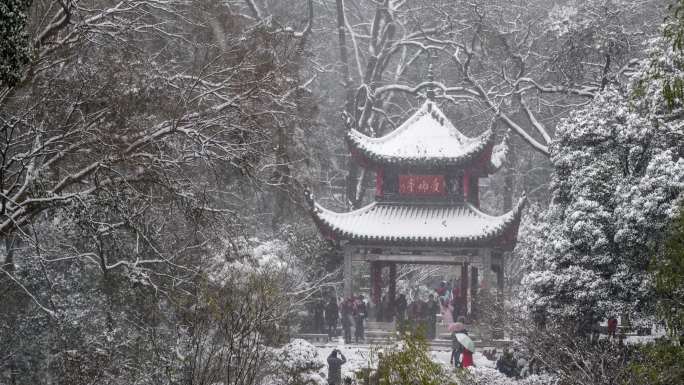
top-left (365, 321), bottom-right (395, 330)
top-left (438, 333), bottom-right (479, 339)
top-left (430, 338), bottom-right (453, 346)
top-left (293, 333), bottom-right (330, 344)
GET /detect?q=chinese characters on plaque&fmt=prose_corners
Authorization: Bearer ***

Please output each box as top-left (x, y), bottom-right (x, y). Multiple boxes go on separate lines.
top-left (398, 175), bottom-right (445, 195)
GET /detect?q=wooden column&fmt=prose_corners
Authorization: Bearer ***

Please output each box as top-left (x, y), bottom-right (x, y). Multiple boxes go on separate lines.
top-left (494, 252), bottom-right (506, 339)
top-left (470, 176), bottom-right (480, 208)
top-left (470, 266), bottom-right (479, 320)
top-left (343, 247), bottom-right (353, 299)
top-left (389, 262), bottom-right (397, 319)
top-left (481, 248), bottom-right (492, 291)
top-left (460, 263), bottom-right (469, 319)
top-left (370, 261), bottom-right (382, 304)
top-left (481, 248), bottom-right (495, 340)
top-left (496, 258), bottom-right (505, 295)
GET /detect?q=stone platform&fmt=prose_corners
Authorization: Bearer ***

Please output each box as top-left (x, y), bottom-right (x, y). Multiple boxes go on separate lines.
top-left (295, 319), bottom-right (511, 353)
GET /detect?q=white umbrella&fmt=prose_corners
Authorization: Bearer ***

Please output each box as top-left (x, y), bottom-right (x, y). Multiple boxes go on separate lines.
top-left (455, 332), bottom-right (475, 352)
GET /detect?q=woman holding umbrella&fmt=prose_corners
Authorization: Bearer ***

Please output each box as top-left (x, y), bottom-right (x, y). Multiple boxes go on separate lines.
top-left (448, 322), bottom-right (475, 368)
top-left (459, 337), bottom-right (474, 368)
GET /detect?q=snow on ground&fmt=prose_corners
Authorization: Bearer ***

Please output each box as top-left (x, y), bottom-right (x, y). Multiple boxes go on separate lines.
top-left (271, 333), bottom-right (662, 385)
top-left (316, 336), bottom-right (496, 380)
top-left (624, 334), bottom-right (660, 345)
top-left (268, 337), bottom-right (558, 385)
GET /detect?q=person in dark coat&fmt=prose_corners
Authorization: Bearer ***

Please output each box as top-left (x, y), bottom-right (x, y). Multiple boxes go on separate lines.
top-left (314, 300), bottom-right (325, 334)
top-left (325, 297), bottom-right (339, 338)
top-left (426, 294), bottom-right (439, 339)
top-left (496, 348), bottom-right (519, 378)
top-left (395, 294), bottom-right (407, 333)
top-left (419, 298), bottom-right (429, 337)
top-left (382, 295), bottom-right (393, 322)
top-left (354, 295), bottom-right (367, 343)
top-left (451, 287), bottom-right (461, 322)
top-left (376, 295), bottom-right (385, 322)
top-left (340, 298), bottom-right (353, 343)
top-left (450, 334), bottom-right (464, 369)
top-left (407, 299), bottom-right (419, 334)
top-left (436, 281), bottom-right (448, 300)
top-left (327, 349), bottom-right (347, 385)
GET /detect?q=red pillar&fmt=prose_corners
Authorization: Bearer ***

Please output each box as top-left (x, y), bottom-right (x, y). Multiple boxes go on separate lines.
top-left (462, 171), bottom-right (470, 199)
top-left (375, 168), bottom-right (384, 197)
top-left (470, 176), bottom-right (480, 208)
top-left (389, 262), bottom-right (397, 319)
top-left (371, 261), bottom-right (382, 304)
top-left (470, 267), bottom-right (479, 321)
top-left (460, 263), bottom-right (469, 320)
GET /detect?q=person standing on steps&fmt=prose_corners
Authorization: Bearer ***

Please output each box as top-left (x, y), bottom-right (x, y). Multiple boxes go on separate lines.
top-left (353, 295), bottom-right (367, 343)
top-left (427, 294), bottom-right (439, 339)
top-left (314, 299), bottom-right (325, 334)
top-left (451, 286), bottom-right (461, 323)
top-left (325, 297), bottom-right (339, 338)
top-left (376, 295), bottom-right (385, 322)
top-left (341, 298), bottom-right (353, 343)
top-left (395, 294), bottom-right (407, 333)
top-left (407, 298), bottom-right (420, 334)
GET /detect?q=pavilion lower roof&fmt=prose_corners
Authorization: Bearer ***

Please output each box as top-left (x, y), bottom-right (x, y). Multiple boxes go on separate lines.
top-left (310, 197), bottom-right (525, 248)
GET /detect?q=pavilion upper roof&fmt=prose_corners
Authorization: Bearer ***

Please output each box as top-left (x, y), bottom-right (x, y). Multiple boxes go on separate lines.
top-left (309, 196), bottom-right (526, 248)
top-left (347, 101), bottom-right (495, 169)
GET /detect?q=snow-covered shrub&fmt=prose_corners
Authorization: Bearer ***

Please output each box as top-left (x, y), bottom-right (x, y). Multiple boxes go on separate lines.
top-left (207, 238), bottom-right (293, 284)
top-left (263, 339), bottom-right (327, 385)
top-left (363, 333), bottom-right (457, 385)
top-left (461, 366), bottom-right (558, 385)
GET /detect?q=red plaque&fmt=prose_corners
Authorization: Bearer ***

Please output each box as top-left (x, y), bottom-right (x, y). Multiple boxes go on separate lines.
top-left (399, 175), bottom-right (445, 195)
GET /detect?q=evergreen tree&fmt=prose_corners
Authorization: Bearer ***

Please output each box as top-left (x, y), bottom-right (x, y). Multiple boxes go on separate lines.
top-left (521, 34), bottom-right (684, 326)
top-left (0, 0), bottom-right (31, 88)
top-left (652, 201), bottom-right (684, 338)
top-left (621, 205), bottom-right (684, 385)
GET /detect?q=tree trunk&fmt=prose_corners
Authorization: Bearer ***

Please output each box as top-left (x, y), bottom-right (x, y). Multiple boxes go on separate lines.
top-left (335, 0), bottom-right (354, 114)
top-left (503, 144), bottom-right (516, 212)
top-left (336, 0), bottom-right (366, 209)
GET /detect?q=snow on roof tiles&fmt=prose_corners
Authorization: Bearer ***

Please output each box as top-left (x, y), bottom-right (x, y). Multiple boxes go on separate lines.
top-left (347, 101), bottom-right (494, 168)
top-left (311, 197), bottom-right (525, 247)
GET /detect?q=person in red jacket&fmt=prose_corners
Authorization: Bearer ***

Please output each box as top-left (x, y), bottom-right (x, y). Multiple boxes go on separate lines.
top-left (461, 347), bottom-right (474, 368)
top-left (607, 317), bottom-right (618, 339)
top-left (450, 332), bottom-right (474, 369)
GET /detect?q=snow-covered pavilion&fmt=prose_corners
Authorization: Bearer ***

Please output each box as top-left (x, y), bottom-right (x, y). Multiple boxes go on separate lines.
top-left (307, 99), bottom-right (525, 322)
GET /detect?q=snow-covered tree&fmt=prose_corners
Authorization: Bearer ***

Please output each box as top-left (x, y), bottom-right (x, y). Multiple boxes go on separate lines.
top-left (0, 1), bottom-right (322, 384)
top-left (520, 34), bottom-right (684, 326)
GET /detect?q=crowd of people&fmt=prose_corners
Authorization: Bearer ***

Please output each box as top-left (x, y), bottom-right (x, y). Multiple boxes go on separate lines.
top-left (311, 291), bottom-right (444, 342)
top-left (310, 280), bottom-right (468, 343)
top-left (311, 295), bottom-right (368, 343)
top-left (319, 282), bottom-right (629, 383)
top-left (435, 280), bottom-right (468, 324)
top-left (393, 293), bottom-right (440, 339)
